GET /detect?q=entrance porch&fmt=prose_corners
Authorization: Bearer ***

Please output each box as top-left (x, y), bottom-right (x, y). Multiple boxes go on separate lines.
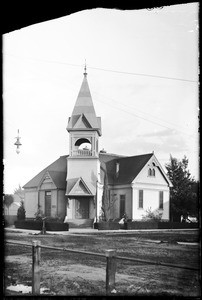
top-left (66, 196), bottom-right (95, 228)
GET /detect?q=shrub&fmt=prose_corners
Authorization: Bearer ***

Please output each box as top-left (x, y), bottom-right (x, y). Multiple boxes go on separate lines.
top-left (34, 206), bottom-right (44, 221)
top-left (142, 207), bottom-right (162, 222)
top-left (17, 200), bottom-right (26, 220)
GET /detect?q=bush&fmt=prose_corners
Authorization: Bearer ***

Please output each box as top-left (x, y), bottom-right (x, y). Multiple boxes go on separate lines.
top-left (34, 206), bottom-right (44, 221)
top-left (17, 201), bottom-right (26, 220)
top-left (142, 207), bottom-right (162, 222)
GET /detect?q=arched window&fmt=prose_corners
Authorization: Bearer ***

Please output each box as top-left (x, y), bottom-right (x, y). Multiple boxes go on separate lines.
top-left (148, 168), bottom-right (152, 176)
top-left (75, 138), bottom-right (91, 150)
top-left (152, 169), bottom-right (155, 176)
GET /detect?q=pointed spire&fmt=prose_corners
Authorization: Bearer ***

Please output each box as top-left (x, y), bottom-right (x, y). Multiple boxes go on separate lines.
top-left (67, 67), bottom-right (102, 136)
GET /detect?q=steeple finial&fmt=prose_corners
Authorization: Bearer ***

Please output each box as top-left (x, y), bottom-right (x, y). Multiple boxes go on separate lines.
top-left (83, 59), bottom-right (87, 76)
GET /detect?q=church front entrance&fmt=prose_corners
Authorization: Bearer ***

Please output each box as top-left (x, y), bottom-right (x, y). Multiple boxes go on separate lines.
top-left (75, 198), bottom-right (89, 219)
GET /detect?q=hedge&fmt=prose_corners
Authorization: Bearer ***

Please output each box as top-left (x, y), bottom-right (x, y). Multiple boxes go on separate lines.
top-left (14, 219), bottom-right (198, 231)
top-left (125, 221), bottom-right (199, 230)
top-left (14, 220), bottom-right (69, 231)
top-left (94, 221), bottom-right (199, 230)
top-left (157, 222), bottom-right (199, 229)
top-left (126, 221), bottom-right (158, 230)
top-left (95, 222), bottom-right (120, 230)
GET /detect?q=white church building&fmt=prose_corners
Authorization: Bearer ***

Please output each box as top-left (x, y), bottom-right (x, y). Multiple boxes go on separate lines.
top-left (23, 68), bottom-right (172, 227)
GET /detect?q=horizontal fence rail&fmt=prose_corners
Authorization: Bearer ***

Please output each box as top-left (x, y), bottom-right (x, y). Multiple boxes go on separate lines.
top-left (5, 240), bottom-right (199, 295)
top-left (6, 240), bottom-right (199, 271)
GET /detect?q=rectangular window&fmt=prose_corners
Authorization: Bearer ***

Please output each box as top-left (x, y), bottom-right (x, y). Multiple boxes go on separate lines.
top-left (120, 194), bottom-right (126, 218)
top-left (139, 190), bottom-right (143, 208)
top-left (159, 191), bottom-right (163, 209)
top-left (45, 191), bottom-right (51, 216)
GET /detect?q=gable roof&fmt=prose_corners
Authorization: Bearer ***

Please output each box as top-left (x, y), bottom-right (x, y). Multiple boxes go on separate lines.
top-left (66, 177), bottom-right (95, 196)
top-left (99, 152), bottom-right (126, 183)
top-left (48, 171), bottom-right (67, 189)
top-left (103, 153), bottom-right (154, 185)
top-left (23, 155), bottom-right (68, 189)
top-left (23, 151), bottom-right (171, 191)
top-left (66, 177), bottom-right (93, 196)
top-left (99, 152), bottom-right (125, 164)
top-left (149, 154), bottom-right (173, 186)
top-left (73, 113), bottom-right (92, 129)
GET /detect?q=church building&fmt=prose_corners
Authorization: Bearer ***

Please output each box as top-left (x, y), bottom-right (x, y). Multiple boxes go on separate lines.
top-left (23, 67), bottom-right (172, 227)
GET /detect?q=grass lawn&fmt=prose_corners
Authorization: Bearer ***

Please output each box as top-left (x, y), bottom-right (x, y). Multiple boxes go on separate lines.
top-left (4, 229), bottom-right (201, 296)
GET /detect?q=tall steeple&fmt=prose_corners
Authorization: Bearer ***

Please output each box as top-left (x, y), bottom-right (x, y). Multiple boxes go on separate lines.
top-left (67, 66), bottom-right (101, 136)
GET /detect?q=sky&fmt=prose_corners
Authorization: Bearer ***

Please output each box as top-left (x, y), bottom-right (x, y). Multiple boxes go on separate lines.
top-left (3, 3), bottom-right (199, 194)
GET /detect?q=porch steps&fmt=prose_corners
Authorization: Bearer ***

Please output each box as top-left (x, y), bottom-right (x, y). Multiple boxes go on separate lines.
top-left (67, 219), bottom-right (94, 228)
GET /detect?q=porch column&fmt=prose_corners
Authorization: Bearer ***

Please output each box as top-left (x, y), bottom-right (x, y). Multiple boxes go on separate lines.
top-left (66, 198), bottom-right (74, 219)
top-left (132, 186), bottom-right (137, 220)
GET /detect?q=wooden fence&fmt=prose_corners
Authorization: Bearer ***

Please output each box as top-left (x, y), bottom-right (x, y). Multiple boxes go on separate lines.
top-left (5, 240), bottom-right (199, 295)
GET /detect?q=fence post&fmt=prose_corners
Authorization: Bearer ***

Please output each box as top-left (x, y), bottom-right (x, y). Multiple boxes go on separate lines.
top-left (105, 249), bottom-right (116, 295)
top-left (32, 240), bottom-right (41, 295)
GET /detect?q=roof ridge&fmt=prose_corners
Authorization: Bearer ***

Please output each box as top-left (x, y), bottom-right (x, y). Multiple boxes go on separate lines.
top-left (118, 153), bottom-right (153, 159)
top-left (99, 152), bottom-right (126, 157)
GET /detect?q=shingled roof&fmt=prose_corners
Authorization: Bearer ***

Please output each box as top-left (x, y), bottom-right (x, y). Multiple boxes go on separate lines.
top-left (100, 153), bottom-right (154, 185)
top-left (23, 152), bottom-right (169, 190)
top-left (67, 73), bottom-right (102, 135)
top-left (23, 155), bottom-right (68, 189)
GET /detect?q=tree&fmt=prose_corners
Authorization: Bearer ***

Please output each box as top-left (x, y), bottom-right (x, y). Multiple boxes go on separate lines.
top-left (14, 184), bottom-right (25, 201)
top-left (165, 155), bottom-right (199, 222)
top-left (17, 200), bottom-right (26, 220)
top-left (4, 194), bottom-right (14, 215)
top-left (101, 173), bottom-right (117, 222)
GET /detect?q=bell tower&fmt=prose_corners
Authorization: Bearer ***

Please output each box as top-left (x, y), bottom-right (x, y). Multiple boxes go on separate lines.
top-left (67, 66), bottom-right (101, 157)
top-left (65, 67), bottom-right (102, 223)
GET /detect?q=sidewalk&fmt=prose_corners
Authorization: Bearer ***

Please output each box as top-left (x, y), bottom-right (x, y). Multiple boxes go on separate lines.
top-left (4, 226), bottom-right (97, 235)
top-left (4, 226), bottom-right (198, 236)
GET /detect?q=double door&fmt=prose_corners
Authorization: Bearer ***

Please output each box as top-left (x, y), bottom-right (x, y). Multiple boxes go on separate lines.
top-left (75, 198), bottom-right (89, 219)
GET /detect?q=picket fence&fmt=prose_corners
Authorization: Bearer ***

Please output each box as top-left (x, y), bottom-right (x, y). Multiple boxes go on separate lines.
top-left (6, 239), bottom-right (199, 295)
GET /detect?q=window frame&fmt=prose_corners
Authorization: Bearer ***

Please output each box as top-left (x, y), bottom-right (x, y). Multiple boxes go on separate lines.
top-left (45, 190), bottom-right (52, 217)
top-left (119, 194), bottom-right (126, 217)
top-left (138, 190), bottom-right (143, 209)
top-left (159, 191), bottom-right (164, 210)
top-left (148, 168), bottom-right (155, 177)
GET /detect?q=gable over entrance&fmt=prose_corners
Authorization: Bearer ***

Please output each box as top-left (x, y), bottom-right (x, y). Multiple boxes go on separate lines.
top-left (66, 177), bottom-right (95, 221)
top-left (66, 177), bottom-right (93, 197)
